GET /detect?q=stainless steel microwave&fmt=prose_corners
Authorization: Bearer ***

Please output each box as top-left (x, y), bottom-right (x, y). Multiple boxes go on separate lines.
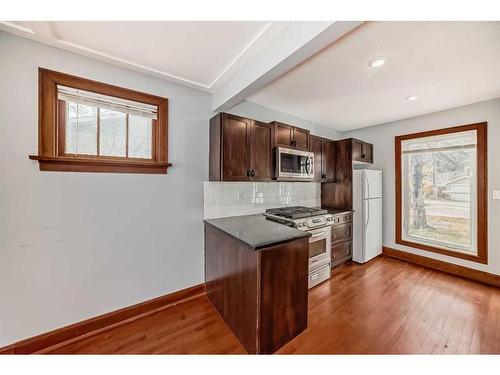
top-left (275, 147), bottom-right (314, 180)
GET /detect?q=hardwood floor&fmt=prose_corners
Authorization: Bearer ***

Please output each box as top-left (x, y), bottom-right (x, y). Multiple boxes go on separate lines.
top-left (48, 256), bottom-right (500, 354)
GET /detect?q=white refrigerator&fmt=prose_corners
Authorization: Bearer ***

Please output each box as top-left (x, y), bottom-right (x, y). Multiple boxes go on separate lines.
top-left (352, 169), bottom-right (383, 263)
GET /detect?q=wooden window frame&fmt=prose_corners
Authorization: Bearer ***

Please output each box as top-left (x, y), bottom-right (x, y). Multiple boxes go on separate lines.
top-left (395, 122), bottom-right (488, 264)
top-left (29, 68), bottom-right (171, 174)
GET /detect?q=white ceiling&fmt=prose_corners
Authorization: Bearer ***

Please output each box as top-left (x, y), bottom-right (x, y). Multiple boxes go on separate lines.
top-left (3, 21), bottom-right (499, 131)
top-left (0, 21), bottom-right (288, 91)
top-left (247, 21), bottom-right (500, 131)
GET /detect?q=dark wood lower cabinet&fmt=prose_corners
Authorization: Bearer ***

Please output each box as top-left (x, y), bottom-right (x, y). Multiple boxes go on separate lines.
top-left (331, 218), bottom-right (353, 267)
top-left (259, 240), bottom-right (309, 354)
top-left (331, 241), bottom-right (352, 267)
top-left (331, 222), bottom-right (352, 245)
top-left (205, 223), bottom-right (309, 354)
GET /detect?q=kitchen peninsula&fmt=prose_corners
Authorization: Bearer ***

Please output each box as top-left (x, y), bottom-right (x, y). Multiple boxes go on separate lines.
top-left (204, 214), bottom-right (311, 354)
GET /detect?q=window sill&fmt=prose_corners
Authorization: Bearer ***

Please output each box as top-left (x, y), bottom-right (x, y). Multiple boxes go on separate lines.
top-left (395, 238), bottom-right (487, 264)
top-left (29, 155), bottom-right (172, 174)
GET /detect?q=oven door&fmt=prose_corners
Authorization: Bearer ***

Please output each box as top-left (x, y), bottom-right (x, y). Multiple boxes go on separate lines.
top-left (308, 226), bottom-right (331, 271)
top-left (276, 147), bottom-right (314, 180)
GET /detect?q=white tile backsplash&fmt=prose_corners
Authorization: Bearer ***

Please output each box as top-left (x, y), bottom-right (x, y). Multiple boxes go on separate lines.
top-left (203, 182), bottom-right (321, 219)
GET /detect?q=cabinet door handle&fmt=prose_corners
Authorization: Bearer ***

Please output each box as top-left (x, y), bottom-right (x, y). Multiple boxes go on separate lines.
top-left (361, 153), bottom-right (366, 158)
top-left (250, 170), bottom-right (255, 177)
top-left (247, 169), bottom-right (250, 177)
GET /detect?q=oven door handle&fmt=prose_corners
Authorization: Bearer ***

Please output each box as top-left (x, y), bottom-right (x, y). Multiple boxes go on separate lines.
top-left (310, 229), bottom-right (328, 238)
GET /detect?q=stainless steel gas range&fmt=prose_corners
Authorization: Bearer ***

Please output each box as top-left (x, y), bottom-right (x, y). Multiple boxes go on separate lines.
top-left (264, 206), bottom-right (335, 288)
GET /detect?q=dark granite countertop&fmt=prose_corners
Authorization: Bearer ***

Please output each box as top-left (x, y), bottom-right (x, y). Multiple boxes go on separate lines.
top-left (322, 208), bottom-right (352, 215)
top-left (204, 214), bottom-right (311, 250)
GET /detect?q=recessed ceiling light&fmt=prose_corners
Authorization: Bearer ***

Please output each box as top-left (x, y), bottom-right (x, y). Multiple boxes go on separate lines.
top-left (368, 55), bottom-right (388, 68)
top-left (406, 95), bottom-right (419, 101)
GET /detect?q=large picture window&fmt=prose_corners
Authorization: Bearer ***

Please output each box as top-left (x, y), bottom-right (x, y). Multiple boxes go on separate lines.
top-left (30, 68), bottom-right (171, 174)
top-left (395, 123), bottom-right (487, 263)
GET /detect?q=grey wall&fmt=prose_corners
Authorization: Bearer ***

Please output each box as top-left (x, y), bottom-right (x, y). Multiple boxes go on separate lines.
top-left (229, 100), bottom-right (342, 140)
top-left (0, 32), bottom-right (339, 346)
top-left (345, 98), bottom-right (500, 276)
top-left (0, 32), bottom-right (214, 346)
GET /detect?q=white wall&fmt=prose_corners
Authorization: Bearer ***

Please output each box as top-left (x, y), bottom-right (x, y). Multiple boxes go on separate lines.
top-left (345, 98), bottom-right (500, 276)
top-left (204, 182), bottom-right (321, 219)
top-left (0, 32), bottom-right (340, 346)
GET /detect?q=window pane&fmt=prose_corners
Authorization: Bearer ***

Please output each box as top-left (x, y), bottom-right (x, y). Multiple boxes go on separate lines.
top-left (401, 130), bottom-right (477, 254)
top-left (128, 115), bottom-right (152, 159)
top-left (100, 109), bottom-right (126, 157)
top-left (66, 101), bottom-right (97, 155)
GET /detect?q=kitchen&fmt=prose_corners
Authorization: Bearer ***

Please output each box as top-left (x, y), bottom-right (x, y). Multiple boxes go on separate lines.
top-left (1, 14), bottom-right (500, 367)
top-left (204, 114), bottom-right (381, 353)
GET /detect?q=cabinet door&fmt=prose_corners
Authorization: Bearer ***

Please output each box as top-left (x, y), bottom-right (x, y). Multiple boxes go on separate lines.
top-left (362, 142), bottom-right (373, 163)
top-left (273, 122), bottom-right (294, 148)
top-left (331, 241), bottom-right (352, 266)
top-left (222, 114), bottom-right (251, 181)
top-left (250, 121), bottom-right (273, 181)
top-left (331, 222), bottom-right (352, 245)
top-left (293, 127), bottom-right (310, 151)
top-left (310, 135), bottom-right (323, 182)
top-left (322, 139), bottom-right (335, 182)
top-left (352, 139), bottom-right (364, 162)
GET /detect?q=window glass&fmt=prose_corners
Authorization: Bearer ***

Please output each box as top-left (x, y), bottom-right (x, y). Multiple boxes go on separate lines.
top-left (100, 109), bottom-right (126, 157)
top-left (63, 102), bottom-right (153, 159)
top-left (401, 130), bottom-right (477, 254)
top-left (66, 102), bottom-right (98, 155)
top-left (128, 115), bottom-right (152, 159)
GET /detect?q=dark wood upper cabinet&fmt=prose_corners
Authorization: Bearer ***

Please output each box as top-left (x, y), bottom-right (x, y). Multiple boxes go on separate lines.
top-left (362, 141), bottom-right (373, 163)
top-left (209, 114), bottom-right (363, 185)
top-left (351, 138), bottom-right (373, 164)
top-left (249, 121), bottom-right (273, 181)
top-left (273, 122), bottom-right (295, 148)
top-left (222, 114), bottom-right (251, 181)
top-left (322, 139), bottom-right (335, 181)
top-left (310, 135), bottom-right (323, 181)
top-left (352, 139), bottom-right (363, 161)
top-left (321, 137), bottom-right (374, 210)
top-left (209, 113), bottom-right (272, 181)
top-left (271, 121), bottom-right (310, 151)
top-left (293, 127), bottom-right (310, 151)
top-left (310, 135), bottom-right (335, 182)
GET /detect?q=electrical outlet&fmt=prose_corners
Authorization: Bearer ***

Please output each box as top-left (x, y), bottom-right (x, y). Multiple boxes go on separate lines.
top-left (493, 190), bottom-right (500, 200)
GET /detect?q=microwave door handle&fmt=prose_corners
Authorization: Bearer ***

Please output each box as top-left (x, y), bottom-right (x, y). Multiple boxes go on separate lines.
top-left (304, 156), bottom-right (312, 174)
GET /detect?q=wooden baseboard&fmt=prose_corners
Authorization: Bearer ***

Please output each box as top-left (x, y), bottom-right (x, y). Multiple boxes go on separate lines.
top-left (0, 283), bottom-right (205, 354)
top-left (382, 246), bottom-right (500, 288)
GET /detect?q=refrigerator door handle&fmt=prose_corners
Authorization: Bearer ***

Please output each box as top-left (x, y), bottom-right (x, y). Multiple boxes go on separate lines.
top-left (365, 199), bottom-right (370, 227)
top-left (364, 173), bottom-right (370, 199)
